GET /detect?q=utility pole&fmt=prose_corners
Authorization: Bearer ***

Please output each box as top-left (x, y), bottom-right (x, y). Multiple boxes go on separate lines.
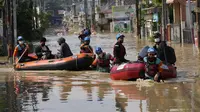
top-left (8, 0), bottom-right (14, 63)
top-left (198, 0), bottom-right (200, 47)
top-left (13, 0), bottom-right (17, 45)
top-left (1, 4), bottom-right (7, 56)
top-left (84, 0), bottom-right (88, 28)
top-left (162, 0), bottom-right (167, 41)
top-left (136, 0), bottom-right (140, 38)
top-left (188, 0), bottom-right (194, 44)
top-left (91, 0), bottom-right (95, 31)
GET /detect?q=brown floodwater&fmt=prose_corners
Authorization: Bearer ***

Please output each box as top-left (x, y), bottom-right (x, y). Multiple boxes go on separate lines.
top-left (0, 33), bottom-right (200, 112)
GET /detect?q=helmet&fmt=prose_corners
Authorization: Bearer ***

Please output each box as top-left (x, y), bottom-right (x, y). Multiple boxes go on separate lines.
top-left (40, 37), bottom-right (46, 42)
top-left (147, 47), bottom-right (156, 53)
top-left (84, 36), bottom-right (90, 41)
top-left (17, 36), bottom-right (23, 41)
top-left (116, 33), bottom-right (125, 40)
top-left (84, 30), bottom-right (89, 36)
top-left (154, 32), bottom-right (161, 38)
top-left (95, 47), bottom-right (102, 54)
top-left (57, 37), bottom-right (65, 45)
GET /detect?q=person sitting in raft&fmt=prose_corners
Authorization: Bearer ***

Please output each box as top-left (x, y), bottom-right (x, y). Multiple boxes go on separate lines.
top-left (56, 37), bottom-right (73, 58)
top-left (35, 37), bottom-right (54, 60)
top-left (80, 36), bottom-right (93, 53)
top-left (13, 36), bottom-right (36, 64)
top-left (152, 32), bottom-right (176, 65)
top-left (143, 47), bottom-right (164, 82)
top-left (113, 33), bottom-right (129, 65)
top-left (94, 47), bottom-right (114, 72)
top-left (153, 32), bottom-right (162, 51)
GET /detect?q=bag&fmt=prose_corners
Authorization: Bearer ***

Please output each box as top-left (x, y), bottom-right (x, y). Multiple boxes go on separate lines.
top-left (138, 46), bottom-right (149, 58)
top-left (166, 46), bottom-right (176, 64)
top-left (158, 46), bottom-right (176, 64)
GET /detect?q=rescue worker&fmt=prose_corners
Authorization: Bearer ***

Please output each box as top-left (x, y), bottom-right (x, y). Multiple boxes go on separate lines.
top-left (78, 29), bottom-right (87, 44)
top-left (152, 32), bottom-right (176, 65)
top-left (153, 32), bottom-right (161, 51)
top-left (113, 33), bottom-right (129, 64)
top-left (143, 47), bottom-right (164, 82)
top-left (78, 28), bottom-right (91, 44)
top-left (13, 36), bottom-right (35, 63)
top-left (35, 37), bottom-right (54, 59)
top-left (84, 28), bottom-right (91, 36)
top-left (56, 37), bottom-right (73, 58)
top-left (95, 47), bottom-right (114, 72)
top-left (80, 36), bottom-right (93, 53)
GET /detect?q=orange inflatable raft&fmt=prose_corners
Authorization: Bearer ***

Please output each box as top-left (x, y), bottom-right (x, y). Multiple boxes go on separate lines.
top-left (15, 53), bottom-right (95, 71)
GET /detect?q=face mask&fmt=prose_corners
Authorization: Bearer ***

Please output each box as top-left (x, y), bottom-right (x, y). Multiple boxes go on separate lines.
top-left (19, 41), bottom-right (24, 44)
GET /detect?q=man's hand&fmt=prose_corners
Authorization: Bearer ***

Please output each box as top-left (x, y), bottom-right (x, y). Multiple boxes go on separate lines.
top-left (154, 74), bottom-right (160, 82)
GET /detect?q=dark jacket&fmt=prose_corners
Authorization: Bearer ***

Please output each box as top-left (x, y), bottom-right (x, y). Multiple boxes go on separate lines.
top-left (35, 45), bottom-right (51, 59)
top-left (113, 42), bottom-right (128, 64)
top-left (78, 34), bottom-right (86, 41)
top-left (57, 43), bottom-right (73, 58)
top-left (157, 42), bottom-right (176, 64)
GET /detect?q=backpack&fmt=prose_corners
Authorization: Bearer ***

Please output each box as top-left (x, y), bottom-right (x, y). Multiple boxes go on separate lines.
top-left (158, 46), bottom-right (176, 64)
top-left (166, 46), bottom-right (176, 64)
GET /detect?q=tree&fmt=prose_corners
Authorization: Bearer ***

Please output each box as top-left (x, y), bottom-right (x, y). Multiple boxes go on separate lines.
top-left (17, 0), bottom-right (50, 41)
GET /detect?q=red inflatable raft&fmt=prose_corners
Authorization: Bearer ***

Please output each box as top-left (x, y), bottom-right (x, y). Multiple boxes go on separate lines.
top-left (15, 53), bottom-right (95, 71)
top-left (110, 62), bottom-right (177, 80)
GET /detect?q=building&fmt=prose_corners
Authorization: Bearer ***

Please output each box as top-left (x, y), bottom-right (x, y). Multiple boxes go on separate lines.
top-left (166, 0), bottom-right (196, 44)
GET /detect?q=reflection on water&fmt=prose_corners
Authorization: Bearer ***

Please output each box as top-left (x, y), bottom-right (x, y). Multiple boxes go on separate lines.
top-left (1, 34), bottom-right (200, 111)
top-left (1, 72), bottom-right (199, 112)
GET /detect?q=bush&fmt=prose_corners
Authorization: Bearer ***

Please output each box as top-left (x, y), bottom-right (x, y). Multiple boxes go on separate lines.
top-left (148, 35), bottom-right (154, 42)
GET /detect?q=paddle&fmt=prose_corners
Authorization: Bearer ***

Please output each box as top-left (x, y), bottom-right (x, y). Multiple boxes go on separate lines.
top-left (15, 47), bottom-right (28, 65)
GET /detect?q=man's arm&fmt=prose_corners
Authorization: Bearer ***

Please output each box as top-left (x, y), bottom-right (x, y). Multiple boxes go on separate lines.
top-left (113, 44), bottom-right (120, 58)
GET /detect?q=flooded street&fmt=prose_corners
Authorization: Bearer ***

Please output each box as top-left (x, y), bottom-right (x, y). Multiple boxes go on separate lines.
top-left (0, 33), bottom-right (200, 112)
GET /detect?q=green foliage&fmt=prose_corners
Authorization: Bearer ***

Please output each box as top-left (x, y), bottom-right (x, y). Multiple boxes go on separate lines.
top-left (38, 12), bottom-right (51, 34)
top-left (148, 35), bottom-right (154, 42)
top-left (17, 0), bottom-right (50, 41)
top-left (152, 0), bottom-right (162, 7)
top-left (17, 0), bottom-right (34, 41)
top-left (0, 0), bottom-right (4, 8)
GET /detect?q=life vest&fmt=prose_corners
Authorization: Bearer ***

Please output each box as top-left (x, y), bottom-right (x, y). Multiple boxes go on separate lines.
top-left (144, 57), bottom-right (159, 77)
top-left (97, 53), bottom-right (111, 67)
top-left (80, 44), bottom-right (93, 53)
top-left (17, 44), bottom-right (28, 57)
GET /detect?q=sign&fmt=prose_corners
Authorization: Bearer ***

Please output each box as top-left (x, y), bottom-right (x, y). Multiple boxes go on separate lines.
top-left (153, 13), bottom-right (158, 22)
top-left (112, 5), bottom-right (136, 18)
top-left (113, 20), bottom-right (131, 33)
